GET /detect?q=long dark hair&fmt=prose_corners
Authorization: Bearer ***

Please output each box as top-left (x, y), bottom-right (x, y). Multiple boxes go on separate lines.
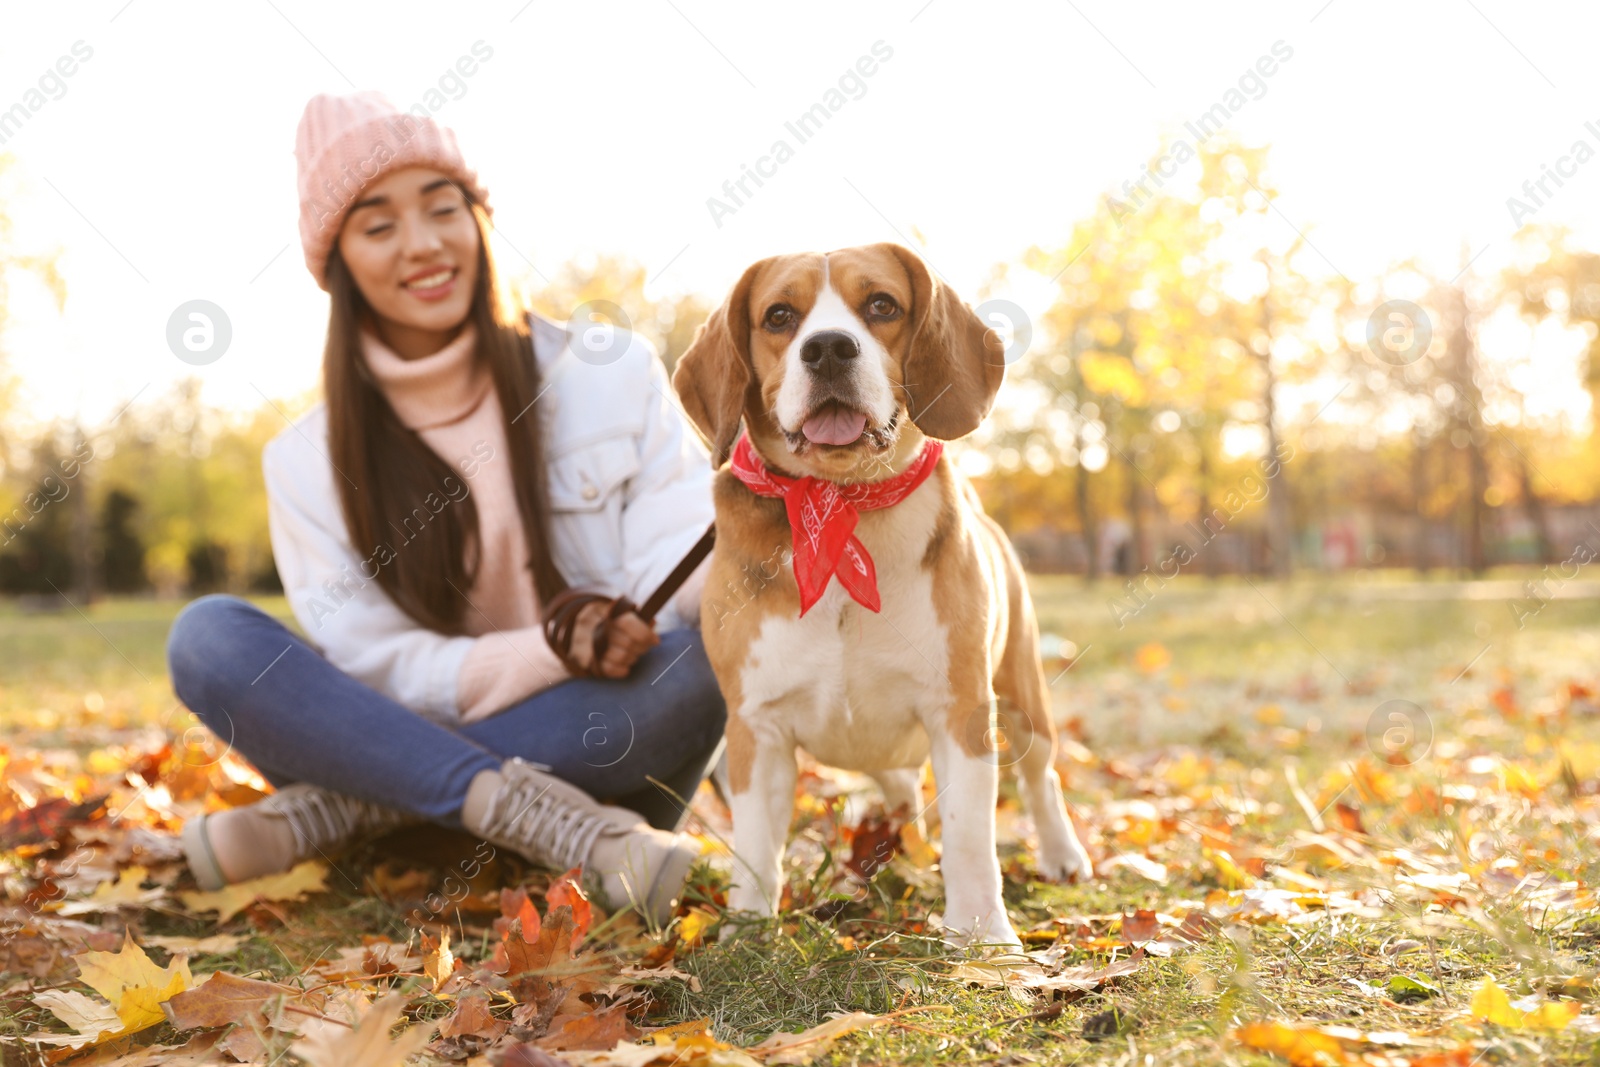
top-left (321, 196), bottom-right (568, 634)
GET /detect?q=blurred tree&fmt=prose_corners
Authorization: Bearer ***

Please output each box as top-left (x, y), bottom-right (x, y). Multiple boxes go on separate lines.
top-left (0, 444), bottom-right (74, 595)
top-left (100, 488), bottom-right (147, 592)
top-left (1020, 134), bottom-right (1337, 578)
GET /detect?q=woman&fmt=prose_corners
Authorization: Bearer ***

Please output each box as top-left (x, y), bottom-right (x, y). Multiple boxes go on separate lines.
top-left (165, 91), bottom-right (725, 925)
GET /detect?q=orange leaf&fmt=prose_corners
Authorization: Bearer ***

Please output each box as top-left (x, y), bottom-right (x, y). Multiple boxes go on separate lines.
top-left (546, 867), bottom-right (592, 948)
top-left (1232, 1021), bottom-right (1350, 1066)
top-left (496, 886), bottom-right (542, 944)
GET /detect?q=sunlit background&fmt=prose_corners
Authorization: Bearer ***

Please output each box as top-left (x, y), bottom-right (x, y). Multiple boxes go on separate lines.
top-left (4, 0), bottom-right (1600, 592)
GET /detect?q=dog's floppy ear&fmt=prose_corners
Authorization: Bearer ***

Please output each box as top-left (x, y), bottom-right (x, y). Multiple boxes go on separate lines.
top-left (882, 243), bottom-right (1006, 441)
top-left (673, 258), bottom-right (769, 468)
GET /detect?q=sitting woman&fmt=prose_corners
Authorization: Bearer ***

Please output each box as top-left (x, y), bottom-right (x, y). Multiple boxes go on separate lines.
top-left (165, 90), bottom-right (725, 924)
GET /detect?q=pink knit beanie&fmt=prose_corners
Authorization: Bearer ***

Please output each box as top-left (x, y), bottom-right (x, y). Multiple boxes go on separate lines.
top-left (295, 91), bottom-right (493, 291)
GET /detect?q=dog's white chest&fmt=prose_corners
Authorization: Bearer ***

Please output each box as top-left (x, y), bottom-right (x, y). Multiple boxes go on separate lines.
top-left (734, 481), bottom-right (951, 771)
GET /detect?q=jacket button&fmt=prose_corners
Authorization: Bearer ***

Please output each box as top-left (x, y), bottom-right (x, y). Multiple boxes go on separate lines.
top-left (581, 484), bottom-right (599, 501)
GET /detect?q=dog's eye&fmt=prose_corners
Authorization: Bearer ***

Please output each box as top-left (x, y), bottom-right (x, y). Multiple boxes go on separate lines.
top-left (867, 294), bottom-right (900, 319)
top-left (763, 305), bottom-right (794, 330)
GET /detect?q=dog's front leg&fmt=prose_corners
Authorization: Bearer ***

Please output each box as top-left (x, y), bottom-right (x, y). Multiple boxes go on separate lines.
top-left (929, 717), bottom-right (1022, 952)
top-left (725, 725), bottom-right (798, 922)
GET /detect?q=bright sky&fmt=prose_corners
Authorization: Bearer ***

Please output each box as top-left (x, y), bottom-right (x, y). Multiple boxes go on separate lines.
top-left (4, 0), bottom-right (1599, 429)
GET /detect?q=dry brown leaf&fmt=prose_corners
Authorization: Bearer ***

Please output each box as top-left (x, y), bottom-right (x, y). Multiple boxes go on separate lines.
top-left (162, 970), bottom-right (288, 1030)
top-left (951, 952), bottom-right (1143, 993)
top-left (751, 1011), bottom-right (885, 1064)
top-left (438, 991), bottom-right (509, 1042)
top-left (288, 991), bottom-right (427, 1067)
top-left (538, 1002), bottom-right (639, 1051)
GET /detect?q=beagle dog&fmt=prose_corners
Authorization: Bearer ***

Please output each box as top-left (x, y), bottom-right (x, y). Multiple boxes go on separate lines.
top-left (671, 243), bottom-right (1092, 948)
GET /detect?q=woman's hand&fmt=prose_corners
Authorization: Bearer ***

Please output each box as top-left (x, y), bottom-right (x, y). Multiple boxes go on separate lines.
top-left (569, 598), bottom-right (660, 678)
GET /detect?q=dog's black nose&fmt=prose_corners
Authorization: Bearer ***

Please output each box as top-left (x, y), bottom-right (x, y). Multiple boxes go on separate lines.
top-left (800, 330), bottom-right (860, 370)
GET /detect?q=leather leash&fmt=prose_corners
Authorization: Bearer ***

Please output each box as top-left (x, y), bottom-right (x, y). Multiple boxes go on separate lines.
top-left (635, 522), bottom-right (717, 622)
top-left (542, 522), bottom-right (717, 676)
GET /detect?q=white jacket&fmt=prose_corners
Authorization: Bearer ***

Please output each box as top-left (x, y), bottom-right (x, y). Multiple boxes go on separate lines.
top-left (261, 311), bottom-right (715, 721)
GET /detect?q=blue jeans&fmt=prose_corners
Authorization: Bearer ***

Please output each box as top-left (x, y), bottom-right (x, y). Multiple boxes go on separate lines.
top-left (164, 594), bottom-right (727, 833)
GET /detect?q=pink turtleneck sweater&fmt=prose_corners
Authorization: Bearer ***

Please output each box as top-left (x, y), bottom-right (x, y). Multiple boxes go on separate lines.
top-left (359, 319), bottom-right (572, 723)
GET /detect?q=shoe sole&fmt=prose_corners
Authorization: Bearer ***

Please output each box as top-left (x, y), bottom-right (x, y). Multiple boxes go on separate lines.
top-left (180, 814), bottom-right (227, 892)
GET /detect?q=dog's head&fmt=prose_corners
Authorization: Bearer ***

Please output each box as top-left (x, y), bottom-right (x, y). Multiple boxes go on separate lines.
top-left (672, 243), bottom-right (1006, 478)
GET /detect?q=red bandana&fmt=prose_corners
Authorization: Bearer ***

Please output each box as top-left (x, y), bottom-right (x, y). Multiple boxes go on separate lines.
top-left (728, 430), bottom-right (944, 616)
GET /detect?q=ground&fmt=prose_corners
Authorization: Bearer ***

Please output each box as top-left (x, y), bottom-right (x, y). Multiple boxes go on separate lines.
top-left (2, 572), bottom-right (1600, 1065)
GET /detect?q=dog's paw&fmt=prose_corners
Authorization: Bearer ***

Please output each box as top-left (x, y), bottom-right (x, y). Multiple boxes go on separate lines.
top-left (938, 910), bottom-right (1024, 956)
top-left (1034, 838), bottom-right (1094, 883)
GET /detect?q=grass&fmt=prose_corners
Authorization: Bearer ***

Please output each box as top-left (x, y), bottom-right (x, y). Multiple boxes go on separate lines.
top-left (4, 573), bottom-right (1600, 1064)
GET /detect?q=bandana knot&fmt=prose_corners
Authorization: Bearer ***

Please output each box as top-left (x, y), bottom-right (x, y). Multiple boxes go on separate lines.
top-left (728, 431), bottom-right (944, 616)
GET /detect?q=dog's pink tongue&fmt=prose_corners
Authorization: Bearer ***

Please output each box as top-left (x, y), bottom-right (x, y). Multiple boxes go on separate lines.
top-left (802, 406), bottom-right (868, 445)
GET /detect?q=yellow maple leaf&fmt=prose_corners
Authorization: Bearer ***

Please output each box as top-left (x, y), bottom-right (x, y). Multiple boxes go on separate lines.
top-left (34, 932), bottom-right (191, 1049)
top-left (76, 930), bottom-right (193, 1034)
top-left (1205, 847), bottom-right (1257, 890)
top-left (177, 859), bottom-right (328, 921)
top-left (677, 907), bottom-right (718, 948)
top-left (1469, 977), bottom-right (1579, 1030)
top-left (56, 865), bottom-right (164, 916)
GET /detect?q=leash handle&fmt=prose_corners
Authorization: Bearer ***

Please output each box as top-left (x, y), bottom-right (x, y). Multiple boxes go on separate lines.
top-left (540, 522), bottom-right (717, 678)
top-left (635, 522), bottom-right (717, 623)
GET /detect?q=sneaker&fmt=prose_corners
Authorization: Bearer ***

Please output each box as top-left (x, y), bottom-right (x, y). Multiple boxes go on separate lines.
top-left (465, 758), bottom-right (698, 927)
top-left (182, 782), bottom-right (419, 890)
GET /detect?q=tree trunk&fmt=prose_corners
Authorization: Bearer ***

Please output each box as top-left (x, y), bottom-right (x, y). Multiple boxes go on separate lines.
top-left (1197, 436), bottom-right (1218, 579)
top-left (1446, 280), bottom-right (1489, 575)
top-left (70, 424), bottom-right (96, 605)
top-left (1076, 459), bottom-right (1098, 583)
top-left (1515, 443), bottom-right (1554, 564)
top-left (1124, 443), bottom-right (1147, 575)
top-left (1411, 433), bottom-right (1431, 574)
top-left (1258, 256), bottom-right (1294, 579)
